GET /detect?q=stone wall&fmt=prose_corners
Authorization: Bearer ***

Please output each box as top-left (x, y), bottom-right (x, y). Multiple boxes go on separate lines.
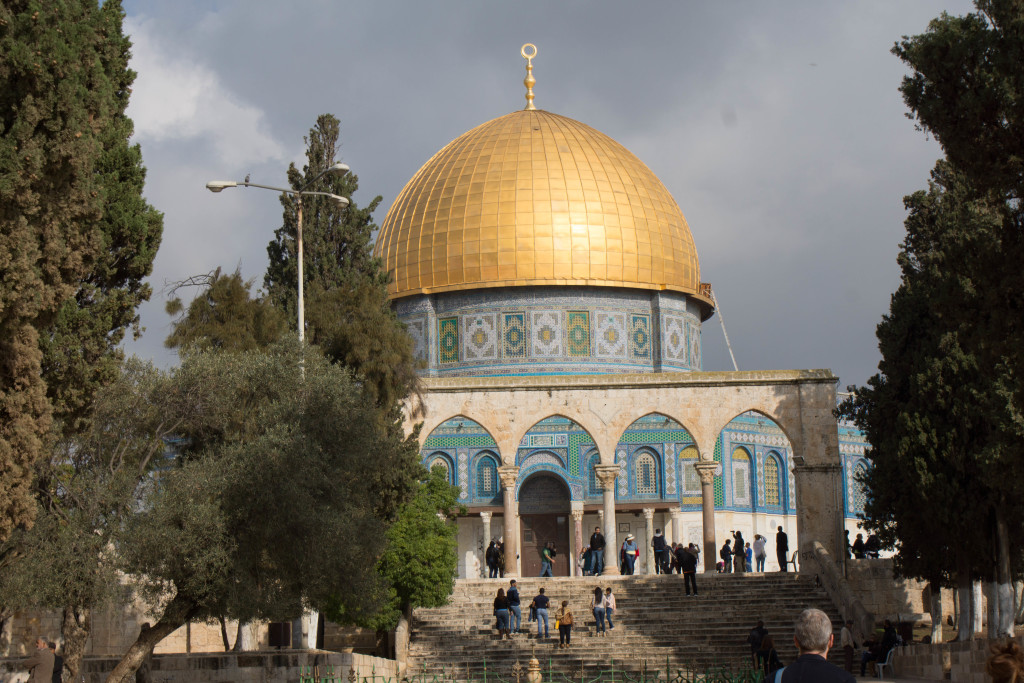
top-left (844, 558), bottom-right (963, 626)
top-left (893, 637), bottom-right (1010, 682)
top-left (0, 650), bottom-right (396, 683)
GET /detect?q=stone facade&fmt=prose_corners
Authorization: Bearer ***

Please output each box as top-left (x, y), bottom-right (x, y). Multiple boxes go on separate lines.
top-left (893, 637), bottom-right (1008, 682)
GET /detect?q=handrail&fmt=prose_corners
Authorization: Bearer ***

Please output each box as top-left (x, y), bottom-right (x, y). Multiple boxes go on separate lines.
top-left (806, 541), bottom-right (874, 641)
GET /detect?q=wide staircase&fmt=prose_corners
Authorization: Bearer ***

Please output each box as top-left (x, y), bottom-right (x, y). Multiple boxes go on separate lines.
top-left (408, 573), bottom-right (843, 680)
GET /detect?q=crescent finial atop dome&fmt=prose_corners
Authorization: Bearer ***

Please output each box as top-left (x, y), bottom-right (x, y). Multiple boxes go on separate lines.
top-left (521, 43), bottom-right (537, 110)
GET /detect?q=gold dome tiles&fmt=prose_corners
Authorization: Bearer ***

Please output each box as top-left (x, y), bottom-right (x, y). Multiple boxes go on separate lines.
top-left (375, 109), bottom-right (702, 300)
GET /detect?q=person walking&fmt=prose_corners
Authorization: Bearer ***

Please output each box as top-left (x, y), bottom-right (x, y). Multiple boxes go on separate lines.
top-left (498, 540), bottom-right (506, 578)
top-left (621, 534), bottom-right (639, 574)
top-left (589, 526), bottom-right (606, 575)
top-left (47, 642), bottom-right (63, 683)
top-left (757, 634), bottom-right (783, 678)
top-left (720, 540), bottom-right (733, 573)
top-left (776, 526), bottom-right (789, 572)
top-left (604, 587), bottom-right (617, 630)
top-left (590, 586), bottom-right (606, 636)
top-left (21, 636), bottom-right (54, 683)
top-left (680, 543), bottom-right (698, 595)
top-left (556, 600), bottom-right (574, 648)
top-left (732, 531), bottom-right (746, 573)
top-left (840, 619), bottom-right (856, 673)
top-left (493, 588), bottom-right (511, 639)
top-left (532, 587), bottom-right (550, 639)
top-left (747, 620), bottom-right (767, 666)
top-left (540, 542), bottom-right (554, 577)
top-left (580, 545), bottom-right (593, 576)
top-left (507, 580), bottom-right (522, 634)
top-left (777, 608), bottom-right (855, 682)
top-left (753, 534), bottom-right (767, 572)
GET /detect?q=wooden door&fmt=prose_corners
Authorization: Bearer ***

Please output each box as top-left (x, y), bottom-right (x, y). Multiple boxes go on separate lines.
top-left (521, 514), bottom-right (570, 577)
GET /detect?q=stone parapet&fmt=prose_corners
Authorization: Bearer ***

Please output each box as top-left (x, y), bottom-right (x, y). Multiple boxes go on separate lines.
top-left (894, 637), bottom-right (1010, 682)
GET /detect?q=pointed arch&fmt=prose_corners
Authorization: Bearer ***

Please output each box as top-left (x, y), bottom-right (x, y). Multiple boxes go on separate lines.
top-left (616, 412), bottom-right (693, 501)
top-left (473, 450), bottom-right (500, 501)
top-left (763, 451), bottom-right (783, 508)
top-left (632, 447), bottom-right (660, 498)
top-left (516, 414), bottom-right (596, 480)
top-left (851, 459), bottom-right (869, 514)
top-left (427, 451), bottom-right (454, 484)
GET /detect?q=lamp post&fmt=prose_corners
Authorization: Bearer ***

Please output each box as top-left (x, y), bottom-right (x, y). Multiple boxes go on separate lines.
top-left (206, 162), bottom-right (350, 344)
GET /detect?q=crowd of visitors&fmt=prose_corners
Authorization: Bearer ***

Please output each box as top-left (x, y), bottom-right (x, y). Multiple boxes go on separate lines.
top-left (491, 581), bottom-right (618, 644)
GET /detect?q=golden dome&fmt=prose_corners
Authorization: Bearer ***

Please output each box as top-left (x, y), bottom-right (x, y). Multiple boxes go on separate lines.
top-left (375, 108), bottom-right (705, 302)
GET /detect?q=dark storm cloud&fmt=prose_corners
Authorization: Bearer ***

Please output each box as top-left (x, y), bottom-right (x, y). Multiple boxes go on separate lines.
top-left (120, 0), bottom-right (974, 388)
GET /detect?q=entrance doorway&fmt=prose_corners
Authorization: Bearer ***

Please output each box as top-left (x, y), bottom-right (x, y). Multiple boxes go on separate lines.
top-left (518, 474), bottom-right (571, 577)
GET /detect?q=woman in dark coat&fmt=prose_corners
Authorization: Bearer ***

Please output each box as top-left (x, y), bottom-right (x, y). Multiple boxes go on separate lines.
top-left (493, 588), bottom-right (511, 639)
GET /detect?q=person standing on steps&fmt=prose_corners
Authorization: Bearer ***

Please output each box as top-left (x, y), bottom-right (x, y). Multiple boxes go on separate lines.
top-left (757, 634), bottom-right (783, 679)
top-left (776, 526), bottom-right (789, 572)
top-left (589, 526), bottom-right (605, 575)
top-left (840, 619), bottom-right (856, 673)
top-left (498, 540), bottom-right (506, 578)
top-left (651, 528), bottom-right (668, 574)
top-left (532, 587), bottom-right (550, 639)
top-left (720, 539), bottom-right (733, 573)
top-left (486, 540), bottom-right (499, 578)
top-left (590, 586), bottom-right (606, 636)
top-left (753, 534), bottom-right (767, 572)
top-left (621, 534), bottom-right (639, 574)
top-left (603, 587), bottom-right (616, 630)
top-left (21, 636), bottom-right (54, 683)
top-left (540, 541), bottom-right (555, 577)
top-left (744, 542), bottom-right (753, 572)
top-left (777, 608), bottom-right (855, 682)
top-left (493, 588), bottom-right (511, 639)
top-left (556, 600), bottom-right (574, 648)
top-left (507, 579), bottom-right (522, 634)
top-left (680, 543), bottom-right (698, 595)
top-left (732, 530), bottom-right (746, 573)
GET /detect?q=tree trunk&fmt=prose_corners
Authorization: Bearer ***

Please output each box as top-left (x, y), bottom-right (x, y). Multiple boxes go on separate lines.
top-left (231, 621), bottom-right (259, 652)
top-left (987, 581), bottom-right (999, 637)
top-left (0, 608), bottom-right (13, 657)
top-left (995, 508), bottom-right (1015, 637)
top-left (104, 595), bottom-right (199, 683)
top-left (61, 605), bottom-right (91, 683)
top-left (956, 553), bottom-right (972, 641)
top-left (928, 582), bottom-right (942, 643)
top-left (218, 617), bottom-right (231, 651)
top-left (1015, 581), bottom-right (1024, 625)
top-left (971, 580), bottom-right (984, 636)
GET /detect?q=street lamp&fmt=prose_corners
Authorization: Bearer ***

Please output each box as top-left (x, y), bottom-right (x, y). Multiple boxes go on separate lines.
top-left (205, 162), bottom-right (350, 344)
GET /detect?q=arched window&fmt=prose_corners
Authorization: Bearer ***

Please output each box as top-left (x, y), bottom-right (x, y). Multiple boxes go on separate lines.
top-left (476, 455), bottom-right (498, 498)
top-left (732, 447), bottom-right (751, 506)
top-left (680, 446), bottom-right (700, 494)
top-left (764, 453), bottom-right (781, 507)
top-left (587, 452), bottom-right (602, 495)
top-left (853, 460), bottom-right (869, 513)
top-left (429, 454), bottom-right (452, 483)
top-left (635, 451), bottom-right (658, 497)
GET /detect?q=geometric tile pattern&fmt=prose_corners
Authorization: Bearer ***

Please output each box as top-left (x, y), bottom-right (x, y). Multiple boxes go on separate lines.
top-left (438, 317), bottom-right (459, 364)
top-left (567, 432), bottom-right (593, 476)
top-left (764, 454), bottom-right (781, 507)
top-left (503, 312), bottom-right (527, 359)
top-left (616, 449), bottom-right (628, 496)
top-left (689, 322), bottom-right (702, 369)
top-left (595, 312), bottom-right (627, 358)
top-left (663, 314), bottom-right (686, 362)
top-left (531, 311), bottom-right (562, 357)
top-left (566, 311), bottom-right (590, 357)
top-left (463, 313), bottom-right (497, 361)
top-left (406, 318), bottom-right (427, 361)
top-left (664, 442), bottom-right (676, 495)
top-left (458, 450), bottom-right (469, 499)
top-left (630, 314), bottom-right (651, 359)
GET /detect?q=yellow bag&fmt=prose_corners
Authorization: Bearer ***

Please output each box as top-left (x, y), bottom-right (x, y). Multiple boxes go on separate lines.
top-left (554, 619), bottom-right (560, 629)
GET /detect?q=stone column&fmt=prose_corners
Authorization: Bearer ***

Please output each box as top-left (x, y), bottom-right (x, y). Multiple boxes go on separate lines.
top-left (793, 462), bottom-right (844, 572)
top-left (595, 464), bottom-right (621, 575)
top-left (480, 511), bottom-right (492, 578)
top-left (643, 508), bottom-right (655, 574)
top-left (694, 462), bottom-right (720, 573)
top-left (571, 503), bottom-right (584, 576)
top-left (497, 466), bottom-right (520, 578)
top-left (670, 508), bottom-right (684, 548)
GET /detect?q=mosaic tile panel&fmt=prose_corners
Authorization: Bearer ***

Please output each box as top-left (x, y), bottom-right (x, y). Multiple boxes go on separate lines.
top-left (530, 310), bottom-right (563, 357)
top-left (663, 315), bottom-right (687, 362)
top-left (406, 318), bottom-right (427, 361)
top-left (713, 434), bottom-right (724, 506)
top-left (462, 313), bottom-right (498, 361)
top-left (567, 432), bottom-right (593, 476)
top-left (595, 312), bottom-right (627, 358)
top-left (630, 314), bottom-right (651, 359)
top-left (665, 443), bottom-right (676, 495)
top-left (566, 311), bottom-right (591, 357)
top-left (689, 323), bottom-right (702, 369)
top-left (521, 452), bottom-right (565, 470)
top-left (458, 450), bottom-right (469, 500)
top-left (503, 312), bottom-right (527, 359)
top-left (438, 317), bottom-right (459, 364)
top-left (619, 430), bottom-right (692, 444)
top-left (616, 449), bottom-right (628, 496)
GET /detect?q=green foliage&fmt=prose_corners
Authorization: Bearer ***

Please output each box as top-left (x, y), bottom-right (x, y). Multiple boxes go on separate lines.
top-left (0, 0), bottom-right (160, 542)
top-left (329, 465), bottom-right (463, 630)
top-left (165, 268), bottom-right (286, 353)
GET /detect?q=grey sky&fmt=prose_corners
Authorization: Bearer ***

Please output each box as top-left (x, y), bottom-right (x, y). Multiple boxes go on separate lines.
top-left (120, 1), bottom-right (974, 390)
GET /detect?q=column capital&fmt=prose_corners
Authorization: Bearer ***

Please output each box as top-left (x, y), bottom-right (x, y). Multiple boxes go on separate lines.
top-left (642, 507), bottom-right (655, 520)
top-left (670, 508), bottom-right (684, 519)
top-left (693, 461), bottom-right (721, 485)
top-left (497, 465), bottom-right (520, 489)
top-left (571, 509), bottom-right (584, 522)
top-left (480, 511), bottom-right (492, 521)
top-left (594, 464), bottom-right (620, 489)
